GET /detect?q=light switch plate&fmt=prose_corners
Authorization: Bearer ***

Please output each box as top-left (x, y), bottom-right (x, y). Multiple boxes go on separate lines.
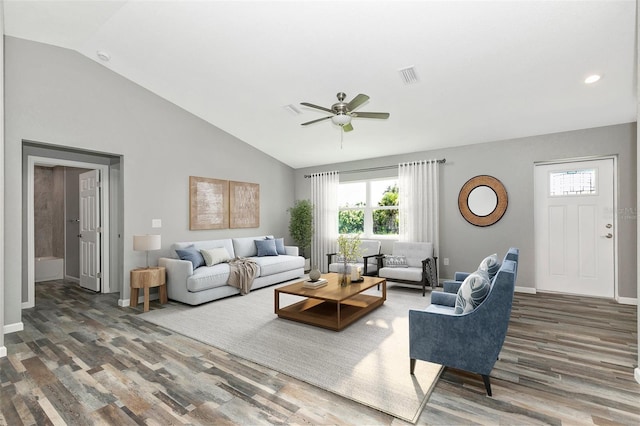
top-left (151, 219), bottom-right (162, 228)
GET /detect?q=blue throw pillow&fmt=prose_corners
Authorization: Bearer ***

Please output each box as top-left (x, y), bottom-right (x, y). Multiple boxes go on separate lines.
top-left (265, 236), bottom-right (286, 255)
top-left (255, 239), bottom-right (278, 256)
top-left (176, 245), bottom-right (205, 269)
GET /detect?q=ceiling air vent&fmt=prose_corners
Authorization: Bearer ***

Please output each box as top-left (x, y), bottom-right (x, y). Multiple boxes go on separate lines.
top-left (398, 66), bottom-right (419, 85)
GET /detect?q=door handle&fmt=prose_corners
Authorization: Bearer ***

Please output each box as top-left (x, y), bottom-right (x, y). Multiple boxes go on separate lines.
top-left (77, 234), bottom-right (82, 238)
top-left (601, 233), bottom-right (613, 239)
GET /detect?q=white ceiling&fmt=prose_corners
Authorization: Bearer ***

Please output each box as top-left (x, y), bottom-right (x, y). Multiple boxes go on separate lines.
top-left (3, 0), bottom-right (637, 169)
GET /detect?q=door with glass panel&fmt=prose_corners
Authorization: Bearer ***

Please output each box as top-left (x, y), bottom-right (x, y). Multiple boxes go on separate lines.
top-left (534, 158), bottom-right (615, 297)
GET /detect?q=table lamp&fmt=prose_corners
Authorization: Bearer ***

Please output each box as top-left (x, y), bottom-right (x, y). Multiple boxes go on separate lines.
top-left (133, 234), bottom-right (161, 268)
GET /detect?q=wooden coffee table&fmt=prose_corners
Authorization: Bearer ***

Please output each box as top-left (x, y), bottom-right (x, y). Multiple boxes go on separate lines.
top-left (274, 273), bottom-right (386, 331)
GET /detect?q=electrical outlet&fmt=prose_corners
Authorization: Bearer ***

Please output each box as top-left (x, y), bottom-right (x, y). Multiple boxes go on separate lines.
top-left (443, 258), bottom-right (449, 266)
top-left (151, 219), bottom-right (162, 228)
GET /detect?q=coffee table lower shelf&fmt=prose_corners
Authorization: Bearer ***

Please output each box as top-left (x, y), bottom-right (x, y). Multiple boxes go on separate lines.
top-left (276, 292), bottom-right (384, 331)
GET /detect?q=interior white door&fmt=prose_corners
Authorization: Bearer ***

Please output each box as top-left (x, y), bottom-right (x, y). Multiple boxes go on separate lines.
top-left (79, 170), bottom-right (101, 292)
top-left (534, 159), bottom-right (615, 298)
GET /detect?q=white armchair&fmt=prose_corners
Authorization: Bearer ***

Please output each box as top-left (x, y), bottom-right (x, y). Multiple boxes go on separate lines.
top-left (326, 239), bottom-right (382, 276)
top-left (377, 241), bottom-right (437, 296)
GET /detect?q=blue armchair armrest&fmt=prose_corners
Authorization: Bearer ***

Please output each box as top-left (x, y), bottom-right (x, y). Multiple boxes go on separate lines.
top-left (430, 291), bottom-right (456, 307)
top-left (442, 279), bottom-right (463, 294)
top-left (454, 271), bottom-right (471, 281)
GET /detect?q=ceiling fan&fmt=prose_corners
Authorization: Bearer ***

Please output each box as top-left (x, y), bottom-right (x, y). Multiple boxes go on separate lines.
top-left (300, 92), bottom-right (390, 132)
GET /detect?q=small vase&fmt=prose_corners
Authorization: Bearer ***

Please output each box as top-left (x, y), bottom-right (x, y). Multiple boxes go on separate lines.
top-left (309, 268), bottom-right (321, 281)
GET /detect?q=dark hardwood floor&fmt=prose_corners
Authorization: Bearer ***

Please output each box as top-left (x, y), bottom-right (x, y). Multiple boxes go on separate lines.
top-left (1, 280), bottom-right (638, 425)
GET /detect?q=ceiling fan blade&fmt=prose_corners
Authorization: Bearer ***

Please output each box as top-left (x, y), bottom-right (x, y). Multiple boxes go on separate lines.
top-left (347, 94), bottom-right (370, 111)
top-left (301, 116), bottom-right (332, 126)
top-left (352, 112), bottom-right (390, 119)
top-left (300, 102), bottom-right (333, 114)
top-left (342, 122), bottom-right (354, 132)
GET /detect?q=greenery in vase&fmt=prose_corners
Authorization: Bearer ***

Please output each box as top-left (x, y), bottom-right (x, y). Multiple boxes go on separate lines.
top-left (337, 234), bottom-right (362, 263)
top-left (288, 199), bottom-right (313, 259)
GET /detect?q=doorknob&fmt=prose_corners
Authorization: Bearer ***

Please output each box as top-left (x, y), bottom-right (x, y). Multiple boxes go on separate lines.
top-left (77, 234), bottom-right (82, 238)
top-left (605, 223), bottom-right (612, 229)
top-left (602, 233), bottom-right (613, 239)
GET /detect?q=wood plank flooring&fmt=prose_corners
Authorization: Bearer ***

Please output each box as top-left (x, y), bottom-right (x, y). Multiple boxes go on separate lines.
top-left (1, 280), bottom-right (638, 425)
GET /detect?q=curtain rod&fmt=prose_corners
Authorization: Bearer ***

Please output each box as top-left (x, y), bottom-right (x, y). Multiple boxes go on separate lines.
top-left (304, 158), bottom-right (446, 178)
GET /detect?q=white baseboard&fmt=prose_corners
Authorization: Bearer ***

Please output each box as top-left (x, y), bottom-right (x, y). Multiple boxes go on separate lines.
top-left (4, 322), bottom-right (24, 334)
top-left (616, 297), bottom-right (637, 305)
top-left (635, 367), bottom-right (640, 384)
top-left (515, 286), bottom-right (536, 294)
top-left (0, 346), bottom-right (6, 357)
top-left (65, 275), bottom-right (80, 283)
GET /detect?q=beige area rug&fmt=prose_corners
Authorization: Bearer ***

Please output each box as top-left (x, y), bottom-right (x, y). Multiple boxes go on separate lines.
top-left (139, 281), bottom-right (443, 423)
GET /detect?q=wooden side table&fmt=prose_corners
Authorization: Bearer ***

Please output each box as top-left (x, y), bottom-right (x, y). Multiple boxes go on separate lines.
top-left (130, 266), bottom-right (167, 312)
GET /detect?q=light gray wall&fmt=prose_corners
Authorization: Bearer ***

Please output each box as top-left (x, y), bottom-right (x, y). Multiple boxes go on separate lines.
top-left (295, 123), bottom-right (637, 298)
top-left (4, 37), bottom-right (296, 326)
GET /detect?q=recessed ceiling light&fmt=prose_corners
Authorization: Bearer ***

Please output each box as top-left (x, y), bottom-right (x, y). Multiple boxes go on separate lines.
top-left (584, 74), bottom-right (601, 84)
top-left (96, 51), bottom-right (111, 62)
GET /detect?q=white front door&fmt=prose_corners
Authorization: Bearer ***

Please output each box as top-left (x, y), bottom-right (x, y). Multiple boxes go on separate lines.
top-left (79, 170), bottom-right (101, 292)
top-left (534, 158), bottom-right (615, 298)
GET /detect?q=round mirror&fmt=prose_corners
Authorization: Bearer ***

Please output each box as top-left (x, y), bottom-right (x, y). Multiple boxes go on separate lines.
top-left (467, 185), bottom-right (498, 216)
top-left (458, 175), bottom-right (508, 227)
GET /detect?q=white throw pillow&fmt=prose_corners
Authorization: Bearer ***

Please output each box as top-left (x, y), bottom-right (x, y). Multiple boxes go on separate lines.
top-left (478, 253), bottom-right (500, 279)
top-left (200, 247), bottom-right (231, 266)
top-left (454, 270), bottom-right (491, 314)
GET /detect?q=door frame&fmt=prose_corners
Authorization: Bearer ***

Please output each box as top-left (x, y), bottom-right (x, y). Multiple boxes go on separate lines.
top-left (534, 155), bottom-right (618, 299)
top-left (25, 156), bottom-right (111, 308)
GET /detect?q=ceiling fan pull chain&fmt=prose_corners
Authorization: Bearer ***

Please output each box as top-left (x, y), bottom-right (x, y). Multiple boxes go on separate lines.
top-left (341, 126), bottom-right (344, 149)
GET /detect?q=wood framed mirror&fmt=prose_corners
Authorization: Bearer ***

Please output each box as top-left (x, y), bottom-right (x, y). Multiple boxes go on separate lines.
top-left (458, 175), bottom-right (508, 227)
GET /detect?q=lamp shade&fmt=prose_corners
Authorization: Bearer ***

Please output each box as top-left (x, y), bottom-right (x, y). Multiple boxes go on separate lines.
top-left (133, 234), bottom-right (161, 251)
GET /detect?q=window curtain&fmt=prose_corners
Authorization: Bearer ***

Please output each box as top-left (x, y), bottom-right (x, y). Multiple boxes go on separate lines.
top-left (398, 160), bottom-right (439, 255)
top-left (310, 171), bottom-right (339, 273)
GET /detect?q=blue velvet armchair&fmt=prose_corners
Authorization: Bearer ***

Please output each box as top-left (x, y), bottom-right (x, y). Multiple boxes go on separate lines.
top-left (408, 248), bottom-right (519, 396)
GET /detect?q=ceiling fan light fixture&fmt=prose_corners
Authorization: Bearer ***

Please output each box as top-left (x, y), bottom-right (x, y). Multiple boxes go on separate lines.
top-left (331, 113), bottom-right (351, 125)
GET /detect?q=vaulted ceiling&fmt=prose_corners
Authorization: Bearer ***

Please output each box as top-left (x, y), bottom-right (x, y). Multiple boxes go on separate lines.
top-left (3, 1), bottom-right (637, 168)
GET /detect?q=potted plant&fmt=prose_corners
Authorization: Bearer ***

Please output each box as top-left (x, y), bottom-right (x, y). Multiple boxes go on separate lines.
top-left (337, 234), bottom-right (362, 286)
top-left (288, 199), bottom-right (313, 270)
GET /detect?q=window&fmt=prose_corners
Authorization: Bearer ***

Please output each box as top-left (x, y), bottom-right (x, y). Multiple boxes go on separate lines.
top-left (338, 178), bottom-right (398, 236)
top-left (549, 169), bottom-right (596, 196)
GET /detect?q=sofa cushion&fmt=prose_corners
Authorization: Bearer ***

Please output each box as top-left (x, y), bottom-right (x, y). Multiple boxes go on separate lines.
top-left (252, 255), bottom-right (305, 276)
top-left (390, 242), bottom-right (433, 268)
top-left (232, 236), bottom-right (273, 258)
top-left (175, 245), bottom-right (205, 269)
top-left (378, 266), bottom-right (423, 282)
top-left (255, 239), bottom-right (278, 257)
top-left (186, 263), bottom-right (231, 292)
top-left (383, 255), bottom-right (409, 268)
top-left (454, 270), bottom-right (491, 314)
top-left (479, 253), bottom-right (500, 279)
top-left (265, 236), bottom-right (286, 255)
top-left (201, 247), bottom-right (232, 266)
top-left (171, 239), bottom-right (235, 259)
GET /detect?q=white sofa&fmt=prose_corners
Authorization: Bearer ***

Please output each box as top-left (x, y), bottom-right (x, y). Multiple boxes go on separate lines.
top-left (377, 241), bottom-right (438, 296)
top-left (159, 235), bottom-right (305, 305)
